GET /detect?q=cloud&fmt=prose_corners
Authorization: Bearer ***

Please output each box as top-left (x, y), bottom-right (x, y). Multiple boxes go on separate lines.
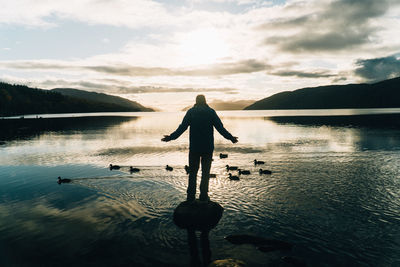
top-left (86, 59), bottom-right (270, 76)
top-left (1, 61), bottom-right (74, 70)
top-left (0, 0), bottom-right (172, 28)
top-left (267, 30), bottom-right (371, 52)
top-left (261, 0), bottom-right (398, 53)
top-left (18, 77), bottom-right (238, 95)
top-left (354, 54), bottom-right (400, 82)
top-left (270, 70), bottom-right (336, 78)
top-left (112, 86), bottom-right (237, 94)
top-left (1, 59), bottom-right (271, 77)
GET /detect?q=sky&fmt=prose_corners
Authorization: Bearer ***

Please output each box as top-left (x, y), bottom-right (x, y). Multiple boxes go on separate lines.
top-left (0, 0), bottom-right (400, 111)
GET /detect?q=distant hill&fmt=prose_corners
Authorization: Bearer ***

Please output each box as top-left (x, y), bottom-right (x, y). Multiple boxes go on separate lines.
top-left (0, 82), bottom-right (153, 116)
top-left (183, 100), bottom-right (255, 111)
top-left (244, 77), bottom-right (400, 110)
top-left (52, 88), bottom-right (153, 112)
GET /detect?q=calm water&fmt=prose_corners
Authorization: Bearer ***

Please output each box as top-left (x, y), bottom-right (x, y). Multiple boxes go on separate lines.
top-left (1, 110), bottom-right (400, 266)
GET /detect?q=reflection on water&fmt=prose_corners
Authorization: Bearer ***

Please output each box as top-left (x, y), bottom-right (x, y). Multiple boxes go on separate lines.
top-left (187, 229), bottom-right (211, 267)
top-left (1, 111), bottom-right (400, 266)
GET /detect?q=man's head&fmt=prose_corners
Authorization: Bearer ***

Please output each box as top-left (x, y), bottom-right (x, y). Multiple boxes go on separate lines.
top-left (196, 94), bottom-right (207, 105)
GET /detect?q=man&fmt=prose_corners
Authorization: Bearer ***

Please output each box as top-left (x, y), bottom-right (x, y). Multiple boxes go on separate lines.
top-left (161, 95), bottom-right (238, 202)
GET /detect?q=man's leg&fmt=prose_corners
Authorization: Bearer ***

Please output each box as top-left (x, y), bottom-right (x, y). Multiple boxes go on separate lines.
top-left (187, 151), bottom-right (200, 201)
top-left (199, 152), bottom-right (212, 201)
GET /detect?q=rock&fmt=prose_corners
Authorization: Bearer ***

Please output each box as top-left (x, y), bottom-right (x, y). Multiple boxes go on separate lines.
top-left (173, 200), bottom-right (223, 230)
top-left (208, 258), bottom-right (246, 267)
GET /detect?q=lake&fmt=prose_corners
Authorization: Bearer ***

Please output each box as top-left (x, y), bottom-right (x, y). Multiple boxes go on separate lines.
top-left (1, 110), bottom-right (400, 266)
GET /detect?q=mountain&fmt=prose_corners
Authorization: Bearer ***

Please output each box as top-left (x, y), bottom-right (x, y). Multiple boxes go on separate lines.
top-left (244, 77), bottom-right (400, 110)
top-left (0, 82), bottom-right (153, 116)
top-left (52, 88), bottom-right (153, 112)
top-left (183, 100), bottom-right (255, 111)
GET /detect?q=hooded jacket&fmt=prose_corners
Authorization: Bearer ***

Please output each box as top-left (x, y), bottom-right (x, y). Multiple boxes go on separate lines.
top-left (169, 104), bottom-right (234, 153)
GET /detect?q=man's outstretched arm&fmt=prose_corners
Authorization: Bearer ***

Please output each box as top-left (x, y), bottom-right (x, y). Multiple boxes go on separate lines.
top-left (213, 111), bottom-right (238, 143)
top-left (161, 111), bottom-right (190, 142)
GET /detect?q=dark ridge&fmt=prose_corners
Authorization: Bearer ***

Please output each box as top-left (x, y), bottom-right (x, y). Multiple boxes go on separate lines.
top-left (0, 82), bottom-right (153, 116)
top-left (52, 88), bottom-right (153, 112)
top-left (0, 116), bottom-right (136, 141)
top-left (245, 76), bottom-right (400, 110)
top-left (182, 99), bottom-right (255, 111)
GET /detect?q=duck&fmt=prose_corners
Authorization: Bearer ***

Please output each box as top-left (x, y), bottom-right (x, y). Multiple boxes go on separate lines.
top-left (259, 169), bottom-right (272, 175)
top-left (254, 159), bottom-right (265, 165)
top-left (130, 166), bottom-right (140, 173)
top-left (219, 153), bottom-right (228, 159)
top-left (228, 173), bottom-right (239, 180)
top-left (209, 173), bottom-right (217, 178)
top-left (57, 176), bottom-right (71, 184)
top-left (166, 165), bottom-right (173, 171)
top-left (109, 164), bottom-right (120, 170)
top-left (184, 165), bottom-right (190, 174)
top-left (226, 165), bottom-right (238, 171)
top-left (238, 169), bottom-right (251, 175)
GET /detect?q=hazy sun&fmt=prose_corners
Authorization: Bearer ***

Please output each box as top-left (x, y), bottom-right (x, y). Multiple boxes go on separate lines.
top-left (178, 28), bottom-right (229, 66)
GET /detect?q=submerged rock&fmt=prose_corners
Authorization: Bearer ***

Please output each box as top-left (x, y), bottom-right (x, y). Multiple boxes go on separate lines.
top-left (173, 200), bottom-right (223, 230)
top-left (208, 258), bottom-right (246, 267)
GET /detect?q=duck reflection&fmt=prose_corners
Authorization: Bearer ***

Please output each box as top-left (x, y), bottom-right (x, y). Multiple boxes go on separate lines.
top-left (173, 200), bottom-right (223, 267)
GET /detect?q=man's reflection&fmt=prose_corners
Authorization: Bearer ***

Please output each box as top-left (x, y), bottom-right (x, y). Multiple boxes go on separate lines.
top-left (173, 200), bottom-right (223, 267)
top-left (187, 228), bottom-right (211, 267)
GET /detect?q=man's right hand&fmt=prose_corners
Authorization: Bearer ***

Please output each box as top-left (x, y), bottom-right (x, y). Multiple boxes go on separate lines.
top-left (231, 136), bottom-right (238, 143)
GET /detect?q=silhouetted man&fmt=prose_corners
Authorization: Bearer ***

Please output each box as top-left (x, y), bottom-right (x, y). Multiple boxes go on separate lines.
top-left (161, 95), bottom-right (238, 202)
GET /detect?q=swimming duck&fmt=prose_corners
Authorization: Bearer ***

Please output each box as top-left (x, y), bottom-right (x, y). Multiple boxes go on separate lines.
top-left (219, 153), bottom-right (228, 159)
top-left (254, 159), bottom-right (265, 165)
top-left (238, 169), bottom-right (251, 175)
top-left (109, 164), bottom-right (120, 170)
top-left (184, 165), bottom-right (190, 174)
top-left (130, 166), bottom-right (140, 173)
top-left (228, 173), bottom-right (239, 180)
top-left (57, 176), bottom-right (71, 184)
top-left (259, 169), bottom-right (272, 175)
top-left (166, 165), bottom-right (173, 171)
top-left (226, 165), bottom-right (238, 171)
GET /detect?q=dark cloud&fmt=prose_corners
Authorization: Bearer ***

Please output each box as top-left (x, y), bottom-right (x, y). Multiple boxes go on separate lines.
top-left (86, 59), bottom-right (271, 76)
top-left (2, 59), bottom-right (271, 77)
top-left (270, 70), bottom-right (335, 78)
top-left (354, 54), bottom-right (400, 81)
top-left (261, 0), bottom-right (397, 53)
top-left (2, 61), bottom-right (74, 70)
top-left (32, 78), bottom-right (238, 94)
top-left (268, 30), bottom-right (371, 52)
top-left (112, 86), bottom-right (237, 94)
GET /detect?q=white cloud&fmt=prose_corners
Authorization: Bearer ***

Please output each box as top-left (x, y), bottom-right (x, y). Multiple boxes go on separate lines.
top-left (1, 0), bottom-right (400, 111)
top-left (0, 0), bottom-right (171, 28)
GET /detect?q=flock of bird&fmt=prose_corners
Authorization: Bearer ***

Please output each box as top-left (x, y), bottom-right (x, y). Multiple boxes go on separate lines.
top-left (222, 154), bottom-right (272, 181)
top-left (58, 153), bottom-right (272, 184)
top-left (111, 153), bottom-right (273, 181)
